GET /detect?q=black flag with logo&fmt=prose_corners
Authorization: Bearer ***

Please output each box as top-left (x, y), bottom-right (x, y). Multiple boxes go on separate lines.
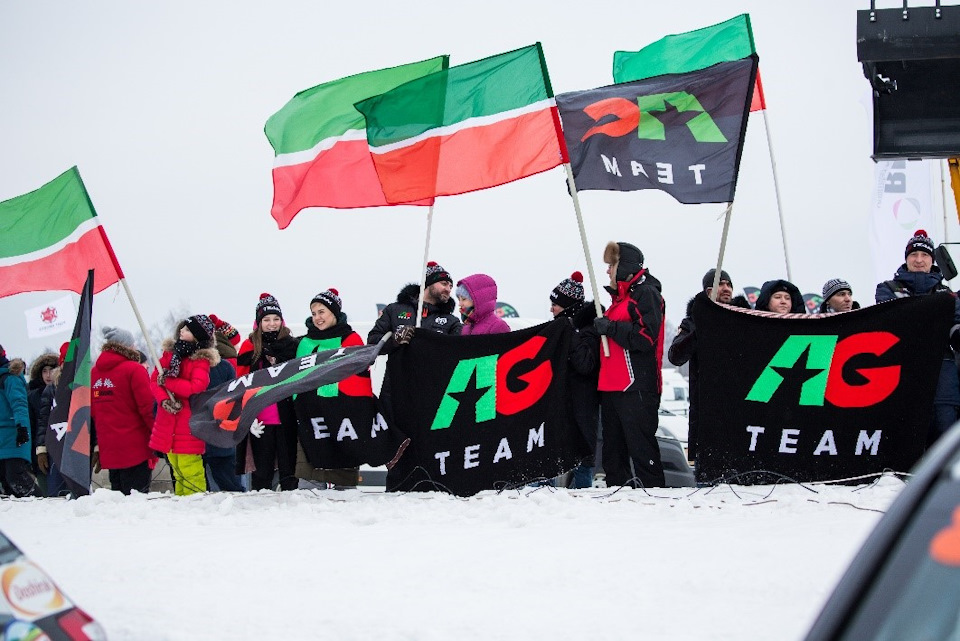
top-left (556, 56), bottom-right (756, 204)
top-left (692, 294), bottom-right (954, 484)
top-left (386, 320), bottom-right (591, 496)
top-left (47, 270), bottom-right (94, 497)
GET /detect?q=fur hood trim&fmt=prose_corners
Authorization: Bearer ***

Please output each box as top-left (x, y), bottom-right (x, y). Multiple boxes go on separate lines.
top-left (160, 338), bottom-right (221, 367)
top-left (101, 341), bottom-right (142, 363)
top-left (397, 283), bottom-right (456, 315)
top-left (5, 358), bottom-right (25, 377)
top-left (29, 353), bottom-right (59, 380)
top-left (603, 241), bottom-right (619, 265)
top-left (685, 292), bottom-right (751, 316)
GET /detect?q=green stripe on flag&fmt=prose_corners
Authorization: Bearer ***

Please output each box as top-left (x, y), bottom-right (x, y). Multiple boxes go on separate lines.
top-left (613, 14), bottom-right (755, 83)
top-left (265, 56), bottom-right (448, 155)
top-left (357, 44), bottom-right (550, 148)
top-left (0, 167), bottom-right (98, 259)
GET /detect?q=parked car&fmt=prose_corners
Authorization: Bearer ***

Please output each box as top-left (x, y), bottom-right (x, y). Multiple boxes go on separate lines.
top-left (803, 422), bottom-right (960, 640)
top-left (0, 531), bottom-right (105, 640)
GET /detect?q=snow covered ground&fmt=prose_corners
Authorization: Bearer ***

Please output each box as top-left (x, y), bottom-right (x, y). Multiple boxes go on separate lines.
top-left (0, 476), bottom-right (906, 641)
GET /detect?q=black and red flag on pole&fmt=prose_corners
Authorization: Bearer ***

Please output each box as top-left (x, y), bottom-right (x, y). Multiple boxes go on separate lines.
top-left (46, 269), bottom-right (94, 497)
top-left (556, 56), bottom-right (757, 204)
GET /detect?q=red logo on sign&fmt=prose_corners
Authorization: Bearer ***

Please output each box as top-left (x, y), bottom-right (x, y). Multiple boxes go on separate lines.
top-left (40, 307), bottom-right (58, 324)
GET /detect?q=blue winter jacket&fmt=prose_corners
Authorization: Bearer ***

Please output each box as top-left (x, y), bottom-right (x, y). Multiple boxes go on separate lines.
top-left (0, 357), bottom-right (31, 462)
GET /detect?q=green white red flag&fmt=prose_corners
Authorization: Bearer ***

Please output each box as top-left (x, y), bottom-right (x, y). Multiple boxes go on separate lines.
top-left (354, 43), bottom-right (567, 204)
top-left (265, 56), bottom-right (447, 229)
top-left (0, 167), bottom-right (123, 298)
top-left (613, 14), bottom-right (766, 111)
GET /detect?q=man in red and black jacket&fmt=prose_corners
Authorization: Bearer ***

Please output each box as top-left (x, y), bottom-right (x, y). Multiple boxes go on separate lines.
top-left (592, 241), bottom-right (666, 488)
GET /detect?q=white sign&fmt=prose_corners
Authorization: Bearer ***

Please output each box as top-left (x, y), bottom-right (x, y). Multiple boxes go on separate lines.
top-left (23, 295), bottom-right (75, 339)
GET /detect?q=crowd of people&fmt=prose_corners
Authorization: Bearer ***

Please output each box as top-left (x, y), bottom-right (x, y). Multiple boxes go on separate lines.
top-left (1, 228), bottom-right (958, 497)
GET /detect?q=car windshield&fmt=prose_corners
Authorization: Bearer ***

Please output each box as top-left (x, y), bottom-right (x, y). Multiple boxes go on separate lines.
top-left (838, 456), bottom-right (960, 640)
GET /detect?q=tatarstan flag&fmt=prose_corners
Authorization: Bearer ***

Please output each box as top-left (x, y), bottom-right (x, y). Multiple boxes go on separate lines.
top-left (265, 56), bottom-right (448, 229)
top-left (0, 168), bottom-right (123, 298)
top-left (354, 43), bottom-right (567, 204)
top-left (613, 14), bottom-right (766, 111)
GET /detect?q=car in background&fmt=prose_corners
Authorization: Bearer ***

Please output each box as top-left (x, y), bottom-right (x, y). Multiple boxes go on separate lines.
top-left (0, 531), bottom-right (105, 640)
top-left (803, 422), bottom-right (960, 640)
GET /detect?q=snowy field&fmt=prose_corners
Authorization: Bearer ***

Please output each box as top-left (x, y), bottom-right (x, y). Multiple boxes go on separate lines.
top-left (0, 476), bottom-right (906, 641)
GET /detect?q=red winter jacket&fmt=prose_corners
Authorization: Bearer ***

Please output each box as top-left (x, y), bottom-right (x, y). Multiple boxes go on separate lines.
top-left (91, 342), bottom-right (155, 469)
top-left (597, 270), bottom-right (665, 393)
top-left (149, 340), bottom-right (219, 455)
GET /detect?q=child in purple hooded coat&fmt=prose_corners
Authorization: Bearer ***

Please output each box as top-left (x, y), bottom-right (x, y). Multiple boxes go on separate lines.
top-left (456, 274), bottom-right (510, 335)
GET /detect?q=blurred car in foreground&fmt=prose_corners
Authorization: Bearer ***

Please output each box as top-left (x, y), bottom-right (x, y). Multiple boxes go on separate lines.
top-left (803, 422), bottom-right (960, 641)
top-left (0, 531), bottom-right (105, 640)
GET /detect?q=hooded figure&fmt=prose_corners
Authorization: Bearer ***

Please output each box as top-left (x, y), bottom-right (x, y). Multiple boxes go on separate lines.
top-left (755, 279), bottom-right (805, 314)
top-left (456, 274), bottom-right (510, 336)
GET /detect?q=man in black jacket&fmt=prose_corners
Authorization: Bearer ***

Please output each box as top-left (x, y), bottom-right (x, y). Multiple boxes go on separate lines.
top-left (667, 269), bottom-right (749, 467)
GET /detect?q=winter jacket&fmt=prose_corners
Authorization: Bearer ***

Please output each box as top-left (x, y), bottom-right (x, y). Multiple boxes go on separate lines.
top-left (91, 341), bottom-right (155, 469)
top-left (149, 339), bottom-right (219, 455)
top-left (667, 292), bottom-right (750, 458)
top-left (818, 300), bottom-right (862, 313)
top-left (876, 263), bottom-right (960, 362)
top-left (237, 331), bottom-right (298, 424)
top-left (755, 279), bottom-right (805, 314)
top-left (458, 273), bottom-right (510, 336)
top-left (560, 304), bottom-right (602, 461)
top-left (0, 357), bottom-right (31, 462)
top-left (596, 269), bottom-right (664, 393)
top-left (37, 383), bottom-right (56, 450)
top-left (296, 317), bottom-right (371, 396)
top-left (205, 359), bottom-right (237, 458)
top-left (27, 354), bottom-right (57, 470)
top-left (368, 283), bottom-right (462, 353)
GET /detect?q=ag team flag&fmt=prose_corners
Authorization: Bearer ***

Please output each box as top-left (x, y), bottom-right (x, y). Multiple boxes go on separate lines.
top-left (385, 320), bottom-right (590, 496)
top-left (692, 294), bottom-right (954, 484)
top-left (557, 56), bottom-right (756, 203)
top-left (265, 56), bottom-right (447, 229)
top-left (0, 168), bottom-right (123, 298)
top-left (355, 43), bottom-right (566, 204)
top-left (46, 270), bottom-right (95, 497)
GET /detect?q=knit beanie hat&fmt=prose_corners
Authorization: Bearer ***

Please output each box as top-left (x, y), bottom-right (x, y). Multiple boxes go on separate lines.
top-left (185, 314), bottom-right (215, 348)
top-left (310, 288), bottom-right (343, 318)
top-left (209, 314), bottom-right (240, 346)
top-left (425, 261), bottom-right (452, 287)
top-left (822, 278), bottom-right (852, 301)
top-left (551, 271), bottom-right (585, 309)
top-left (102, 326), bottom-right (135, 347)
top-left (255, 292), bottom-right (283, 324)
top-left (905, 229), bottom-right (935, 259)
top-left (702, 269), bottom-right (732, 290)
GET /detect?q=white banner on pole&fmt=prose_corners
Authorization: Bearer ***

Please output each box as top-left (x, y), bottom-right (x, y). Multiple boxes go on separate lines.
top-left (868, 159), bottom-right (937, 286)
top-left (24, 295), bottom-right (76, 339)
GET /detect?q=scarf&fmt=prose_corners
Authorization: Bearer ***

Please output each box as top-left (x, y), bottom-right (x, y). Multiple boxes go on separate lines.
top-left (167, 340), bottom-right (200, 378)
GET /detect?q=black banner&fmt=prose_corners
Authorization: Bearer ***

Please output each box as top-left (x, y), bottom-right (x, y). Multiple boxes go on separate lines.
top-left (47, 270), bottom-right (94, 497)
top-left (556, 56), bottom-right (756, 204)
top-left (693, 294), bottom-right (954, 483)
top-left (387, 320), bottom-right (590, 496)
top-left (190, 339), bottom-right (406, 469)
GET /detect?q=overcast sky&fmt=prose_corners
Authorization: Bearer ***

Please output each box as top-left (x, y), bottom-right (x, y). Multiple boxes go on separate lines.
top-left (2, 0), bottom-right (954, 361)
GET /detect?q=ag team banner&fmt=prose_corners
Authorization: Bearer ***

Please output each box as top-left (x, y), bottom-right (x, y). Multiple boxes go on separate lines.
top-left (693, 294), bottom-right (954, 483)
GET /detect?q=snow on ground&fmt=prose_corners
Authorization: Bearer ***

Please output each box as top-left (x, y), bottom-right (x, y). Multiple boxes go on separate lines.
top-left (0, 477), bottom-right (905, 641)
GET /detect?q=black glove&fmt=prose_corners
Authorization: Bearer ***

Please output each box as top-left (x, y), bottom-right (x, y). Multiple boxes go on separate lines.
top-left (15, 425), bottom-right (28, 447)
top-left (394, 325), bottom-right (415, 345)
top-left (593, 317), bottom-right (612, 336)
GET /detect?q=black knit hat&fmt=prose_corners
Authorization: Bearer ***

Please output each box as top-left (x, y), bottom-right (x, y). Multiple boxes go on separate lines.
top-left (702, 269), bottom-right (732, 290)
top-left (185, 314), bottom-right (215, 348)
top-left (905, 229), bottom-right (935, 259)
top-left (550, 271), bottom-right (585, 309)
top-left (425, 261), bottom-right (452, 287)
top-left (310, 288), bottom-right (343, 318)
top-left (255, 292), bottom-right (283, 325)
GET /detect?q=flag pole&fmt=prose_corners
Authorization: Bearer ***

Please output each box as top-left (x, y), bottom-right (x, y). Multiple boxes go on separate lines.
top-left (760, 109), bottom-right (793, 281)
top-left (414, 204), bottom-right (436, 329)
top-left (563, 163), bottom-right (610, 357)
top-left (710, 203), bottom-right (734, 301)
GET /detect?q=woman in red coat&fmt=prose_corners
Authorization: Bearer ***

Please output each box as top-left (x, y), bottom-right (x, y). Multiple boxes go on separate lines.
top-left (149, 315), bottom-right (219, 496)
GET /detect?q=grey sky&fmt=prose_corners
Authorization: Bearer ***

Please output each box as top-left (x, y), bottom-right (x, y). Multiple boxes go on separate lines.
top-left (2, 0), bottom-right (944, 361)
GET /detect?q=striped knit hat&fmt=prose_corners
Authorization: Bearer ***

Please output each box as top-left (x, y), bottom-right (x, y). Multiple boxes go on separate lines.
top-left (311, 288), bottom-right (342, 318)
top-left (550, 271), bottom-right (585, 310)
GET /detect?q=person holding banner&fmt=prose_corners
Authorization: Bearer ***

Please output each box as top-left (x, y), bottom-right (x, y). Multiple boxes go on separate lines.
top-left (876, 229), bottom-right (960, 446)
top-left (456, 274), bottom-right (510, 336)
top-left (819, 279), bottom-right (858, 314)
top-left (592, 242), bottom-right (666, 488)
top-left (0, 345), bottom-right (41, 497)
top-left (367, 261), bottom-right (462, 350)
top-left (149, 315), bottom-right (220, 496)
top-left (755, 279), bottom-right (805, 314)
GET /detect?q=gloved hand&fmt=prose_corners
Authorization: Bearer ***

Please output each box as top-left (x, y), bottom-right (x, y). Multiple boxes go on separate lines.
top-left (15, 425), bottom-right (28, 447)
top-left (249, 419), bottom-right (265, 438)
top-left (394, 325), bottom-right (415, 345)
top-left (37, 450), bottom-right (49, 474)
top-left (92, 449), bottom-right (101, 474)
top-left (210, 314), bottom-right (239, 343)
top-left (593, 317), bottom-right (612, 336)
top-left (161, 398), bottom-right (182, 414)
top-left (156, 371), bottom-right (167, 387)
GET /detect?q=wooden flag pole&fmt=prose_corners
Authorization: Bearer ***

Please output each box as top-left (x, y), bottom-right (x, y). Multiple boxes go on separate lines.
top-left (709, 203), bottom-right (734, 301)
top-left (563, 163), bottom-right (609, 357)
top-left (760, 109), bottom-right (793, 281)
top-left (414, 204), bottom-right (436, 329)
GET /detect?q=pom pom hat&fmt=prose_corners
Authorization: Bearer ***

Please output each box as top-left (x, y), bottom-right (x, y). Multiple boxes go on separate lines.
top-left (550, 271), bottom-right (586, 309)
top-left (311, 288), bottom-right (343, 319)
top-left (425, 261), bottom-right (452, 287)
top-left (255, 292), bottom-right (283, 325)
top-left (905, 229), bottom-right (935, 259)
